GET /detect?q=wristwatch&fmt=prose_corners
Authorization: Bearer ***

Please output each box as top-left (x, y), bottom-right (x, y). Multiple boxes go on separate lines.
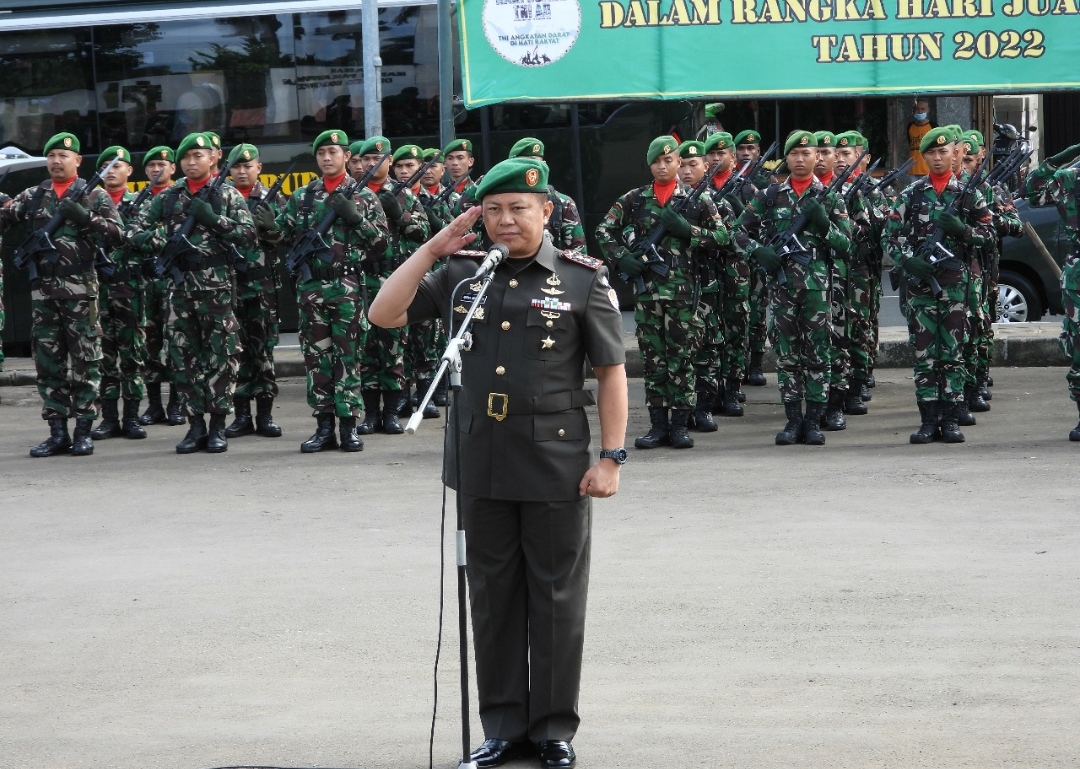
top-left (599, 447), bottom-right (628, 464)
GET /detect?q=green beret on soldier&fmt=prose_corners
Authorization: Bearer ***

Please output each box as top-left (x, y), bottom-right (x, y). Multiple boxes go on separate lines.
top-left (509, 137), bottom-right (545, 159)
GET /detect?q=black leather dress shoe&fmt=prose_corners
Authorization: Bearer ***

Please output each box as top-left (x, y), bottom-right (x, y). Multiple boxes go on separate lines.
top-left (470, 738), bottom-right (532, 768)
top-left (536, 740), bottom-right (576, 769)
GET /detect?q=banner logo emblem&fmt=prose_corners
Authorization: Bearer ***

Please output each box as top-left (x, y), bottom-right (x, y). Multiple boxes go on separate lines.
top-left (483, 0), bottom-right (581, 68)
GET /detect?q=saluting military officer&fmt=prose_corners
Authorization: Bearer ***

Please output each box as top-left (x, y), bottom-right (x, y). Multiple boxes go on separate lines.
top-left (0, 132), bottom-right (123, 457)
top-left (507, 137), bottom-right (586, 251)
top-left (733, 129), bottom-right (773, 387)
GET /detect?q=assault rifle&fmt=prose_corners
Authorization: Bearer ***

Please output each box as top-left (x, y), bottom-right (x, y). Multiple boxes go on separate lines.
top-left (873, 158), bottom-right (914, 195)
top-left (119, 167), bottom-right (166, 219)
top-left (390, 151), bottom-right (441, 196)
top-left (153, 159), bottom-right (231, 286)
top-left (765, 148), bottom-right (868, 287)
top-left (729, 140), bottom-right (779, 200)
top-left (985, 145), bottom-right (1033, 189)
top-left (618, 162), bottom-right (719, 295)
top-left (842, 157), bottom-right (882, 209)
top-left (13, 155), bottom-right (122, 283)
top-left (231, 159), bottom-right (298, 275)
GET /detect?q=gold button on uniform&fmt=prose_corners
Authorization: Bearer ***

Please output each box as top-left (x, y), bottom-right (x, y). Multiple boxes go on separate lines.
top-left (557, 429), bottom-right (565, 437)
top-left (496, 366), bottom-right (505, 375)
top-left (501, 321), bottom-right (510, 330)
top-left (508, 279), bottom-right (519, 288)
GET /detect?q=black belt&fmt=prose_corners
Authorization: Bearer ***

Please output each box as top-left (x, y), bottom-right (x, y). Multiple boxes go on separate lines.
top-left (101, 267), bottom-right (138, 283)
top-left (38, 260), bottom-right (93, 279)
top-left (237, 265), bottom-right (276, 283)
top-left (308, 262), bottom-right (356, 281)
top-left (471, 389), bottom-right (595, 421)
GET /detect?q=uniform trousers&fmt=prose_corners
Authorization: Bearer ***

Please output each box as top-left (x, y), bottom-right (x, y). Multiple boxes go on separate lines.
top-left (168, 288), bottom-right (238, 416)
top-left (32, 292), bottom-right (102, 420)
top-left (906, 271), bottom-right (970, 404)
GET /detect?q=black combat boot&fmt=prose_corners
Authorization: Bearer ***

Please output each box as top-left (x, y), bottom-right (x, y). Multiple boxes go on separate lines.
top-left (909, 401), bottom-right (941, 444)
top-left (91, 398), bottom-right (122, 440)
top-left (417, 378), bottom-right (441, 419)
top-left (669, 409), bottom-right (695, 449)
top-left (956, 396), bottom-right (976, 427)
top-left (397, 384), bottom-right (413, 418)
top-left (176, 414), bottom-right (208, 454)
top-left (224, 397), bottom-right (255, 438)
top-left (339, 415), bottom-right (364, 452)
top-left (634, 407), bottom-right (670, 449)
top-left (358, 390), bottom-right (381, 435)
top-left (866, 372), bottom-right (877, 388)
top-left (775, 401), bottom-right (803, 446)
top-left (845, 380), bottom-right (869, 415)
top-left (433, 377), bottom-right (449, 407)
top-left (166, 387), bottom-right (185, 426)
top-left (746, 352), bottom-right (766, 386)
top-left (940, 401), bottom-right (965, 443)
top-left (967, 385), bottom-right (990, 413)
top-left (690, 385), bottom-right (718, 432)
top-left (139, 382), bottom-right (167, 425)
top-left (803, 402), bottom-right (826, 445)
top-left (121, 399), bottom-right (147, 439)
top-left (1070, 402), bottom-right (1080, 441)
top-left (301, 413), bottom-right (338, 453)
top-left (824, 389), bottom-right (846, 431)
top-left (986, 374), bottom-right (994, 387)
top-left (31, 417), bottom-right (72, 457)
top-left (721, 379), bottom-right (745, 417)
top-left (859, 378), bottom-right (873, 401)
top-left (71, 417), bottom-right (95, 456)
top-left (255, 394), bottom-right (282, 437)
top-left (382, 391), bottom-right (405, 434)
top-left (206, 413), bottom-right (228, 453)
top-left (979, 379), bottom-right (992, 400)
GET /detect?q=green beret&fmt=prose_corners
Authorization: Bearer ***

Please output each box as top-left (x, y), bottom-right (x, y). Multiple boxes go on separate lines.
top-left (963, 139), bottom-right (978, 156)
top-left (733, 130), bottom-right (761, 147)
top-left (422, 148), bottom-right (442, 162)
top-left (834, 131), bottom-right (863, 149)
top-left (98, 145), bottom-right (131, 167)
top-left (228, 143), bottom-right (260, 166)
top-left (963, 131), bottom-right (984, 151)
top-left (814, 131), bottom-right (837, 148)
top-left (678, 141), bottom-right (706, 160)
top-left (443, 138), bottom-right (473, 155)
top-left (647, 135), bottom-right (679, 165)
top-left (966, 129), bottom-right (985, 147)
top-left (176, 132), bottom-right (212, 159)
top-left (143, 146), bottom-right (175, 166)
top-left (356, 135), bottom-right (391, 157)
top-left (205, 131), bottom-right (221, 149)
top-left (312, 129), bottom-right (350, 155)
top-left (472, 157), bottom-right (548, 199)
top-left (784, 130), bottom-right (818, 155)
top-left (43, 132), bottom-right (80, 155)
top-left (945, 124), bottom-right (964, 142)
top-left (919, 127), bottom-right (955, 153)
top-left (704, 102), bottom-right (724, 119)
top-left (393, 144), bottom-right (423, 163)
top-left (704, 132), bottom-right (734, 153)
top-left (508, 137), bottom-right (545, 159)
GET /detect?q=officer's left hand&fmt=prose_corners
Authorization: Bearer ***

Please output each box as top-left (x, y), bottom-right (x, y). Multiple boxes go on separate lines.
top-left (58, 199), bottom-right (91, 227)
top-left (253, 205), bottom-right (277, 232)
top-left (377, 190), bottom-right (404, 222)
top-left (188, 198), bottom-right (220, 229)
top-left (802, 198), bottom-right (830, 235)
top-left (579, 460), bottom-right (620, 498)
top-left (937, 212), bottom-right (967, 239)
top-left (659, 206), bottom-right (692, 239)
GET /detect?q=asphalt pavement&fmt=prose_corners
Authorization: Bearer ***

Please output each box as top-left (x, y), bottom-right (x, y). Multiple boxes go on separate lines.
top-left (1, 369), bottom-right (1078, 768)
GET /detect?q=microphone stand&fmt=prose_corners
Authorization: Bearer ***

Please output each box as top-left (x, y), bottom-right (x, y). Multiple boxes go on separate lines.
top-left (407, 266), bottom-right (499, 769)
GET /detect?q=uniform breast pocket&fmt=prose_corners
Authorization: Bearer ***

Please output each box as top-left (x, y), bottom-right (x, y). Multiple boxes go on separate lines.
top-left (533, 411), bottom-right (588, 442)
top-left (524, 307), bottom-right (573, 360)
top-left (452, 308), bottom-right (488, 357)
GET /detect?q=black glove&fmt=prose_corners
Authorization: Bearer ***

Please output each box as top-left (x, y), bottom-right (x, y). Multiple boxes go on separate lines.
top-left (937, 212), bottom-right (967, 239)
top-left (253, 205), bottom-right (277, 232)
top-left (724, 193), bottom-right (745, 217)
top-left (1049, 142), bottom-right (1080, 168)
top-left (904, 253), bottom-right (934, 280)
top-left (751, 246), bottom-right (781, 273)
top-left (616, 250), bottom-right (648, 278)
top-left (57, 198), bottom-right (91, 227)
top-left (187, 198), bottom-right (220, 230)
top-left (659, 206), bottom-right (692, 240)
top-left (330, 193), bottom-right (363, 226)
top-left (129, 231), bottom-right (155, 252)
top-left (377, 190), bottom-right (404, 223)
top-left (802, 198), bottom-right (830, 236)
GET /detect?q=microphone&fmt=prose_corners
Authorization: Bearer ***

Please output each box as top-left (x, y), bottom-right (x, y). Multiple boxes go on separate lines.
top-left (472, 244), bottom-right (509, 279)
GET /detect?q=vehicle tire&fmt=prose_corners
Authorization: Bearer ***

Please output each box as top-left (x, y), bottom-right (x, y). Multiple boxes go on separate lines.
top-left (997, 270), bottom-right (1043, 323)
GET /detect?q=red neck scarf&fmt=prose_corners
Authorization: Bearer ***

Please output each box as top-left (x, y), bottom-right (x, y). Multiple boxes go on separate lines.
top-left (653, 178), bottom-right (677, 207)
top-left (425, 184), bottom-right (440, 195)
top-left (234, 184), bottom-right (253, 199)
top-left (816, 170), bottom-right (835, 186)
top-left (711, 169), bottom-right (733, 190)
top-left (454, 176), bottom-right (470, 194)
top-left (52, 177), bottom-right (77, 199)
top-left (186, 175), bottom-right (211, 195)
top-left (929, 170), bottom-right (952, 196)
top-left (366, 181), bottom-right (384, 194)
top-left (789, 175), bottom-right (814, 198)
top-left (107, 187), bottom-right (126, 206)
top-left (151, 184), bottom-right (170, 196)
top-left (323, 172), bottom-right (347, 194)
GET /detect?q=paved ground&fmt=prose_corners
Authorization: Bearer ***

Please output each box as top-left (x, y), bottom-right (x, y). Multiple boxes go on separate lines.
top-left (1, 368), bottom-right (1078, 768)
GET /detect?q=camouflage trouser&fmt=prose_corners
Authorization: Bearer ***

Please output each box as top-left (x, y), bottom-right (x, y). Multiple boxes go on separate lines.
top-left (746, 260), bottom-right (769, 357)
top-left (360, 276), bottom-right (406, 392)
top-left (691, 290), bottom-right (723, 394)
top-left (168, 288), bottom-right (239, 416)
top-left (1061, 285), bottom-right (1080, 403)
top-left (768, 279), bottom-right (830, 404)
top-left (907, 274), bottom-right (969, 404)
top-left (827, 259), bottom-right (852, 392)
top-left (868, 262), bottom-right (882, 371)
top-left (234, 291), bottom-right (279, 399)
top-left (636, 297), bottom-right (704, 410)
top-left (964, 264), bottom-right (989, 388)
top-left (99, 289), bottom-right (146, 401)
top-left (405, 318), bottom-right (442, 382)
top-left (719, 255), bottom-right (751, 382)
top-left (0, 271), bottom-right (5, 370)
top-left (299, 280), bottom-right (365, 418)
top-left (142, 277), bottom-right (172, 386)
top-left (32, 292), bottom-right (102, 420)
top-left (848, 260), bottom-right (874, 382)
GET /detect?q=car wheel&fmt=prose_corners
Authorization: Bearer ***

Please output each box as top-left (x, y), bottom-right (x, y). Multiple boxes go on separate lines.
top-left (997, 270), bottom-right (1043, 323)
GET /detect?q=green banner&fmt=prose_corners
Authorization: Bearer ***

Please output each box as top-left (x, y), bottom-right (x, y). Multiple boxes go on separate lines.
top-left (458, 0), bottom-right (1080, 107)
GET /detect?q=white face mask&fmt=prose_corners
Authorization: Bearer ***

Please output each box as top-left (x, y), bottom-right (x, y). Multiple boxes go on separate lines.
top-left (913, 111), bottom-right (929, 121)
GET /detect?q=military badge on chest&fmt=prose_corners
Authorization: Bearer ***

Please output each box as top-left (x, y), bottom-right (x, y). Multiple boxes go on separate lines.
top-left (454, 289), bottom-right (488, 322)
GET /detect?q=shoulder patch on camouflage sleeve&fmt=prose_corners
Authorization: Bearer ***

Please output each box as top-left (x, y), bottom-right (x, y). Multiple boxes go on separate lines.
top-left (559, 250), bottom-right (603, 270)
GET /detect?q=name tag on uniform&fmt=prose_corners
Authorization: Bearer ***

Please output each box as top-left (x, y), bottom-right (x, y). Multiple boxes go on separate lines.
top-left (532, 297), bottom-right (571, 312)
top-left (461, 292), bottom-right (488, 305)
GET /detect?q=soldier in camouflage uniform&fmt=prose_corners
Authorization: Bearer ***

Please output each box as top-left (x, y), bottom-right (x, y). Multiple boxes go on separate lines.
top-left (884, 126), bottom-right (995, 445)
top-left (275, 129), bottom-right (390, 452)
top-left (90, 146), bottom-right (148, 441)
top-left (0, 192), bottom-right (8, 390)
top-left (734, 129), bottom-right (775, 387)
top-left (130, 132), bottom-right (256, 454)
top-left (0, 132), bottom-right (123, 456)
top-left (223, 143), bottom-right (286, 440)
top-left (351, 136), bottom-right (431, 435)
top-left (1024, 139), bottom-right (1080, 440)
top-left (507, 137), bottom-right (586, 251)
top-left (416, 148), bottom-right (457, 409)
top-left (596, 135), bottom-right (728, 450)
top-left (734, 130), bottom-right (853, 446)
top-left (444, 138), bottom-right (477, 198)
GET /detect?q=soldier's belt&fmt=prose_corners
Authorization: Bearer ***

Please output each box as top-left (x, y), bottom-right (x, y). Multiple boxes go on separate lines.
top-left (100, 267), bottom-right (139, 283)
top-left (476, 389), bottom-right (596, 421)
top-left (236, 265), bottom-right (276, 283)
top-left (37, 259), bottom-right (94, 279)
top-left (307, 261), bottom-right (356, 281)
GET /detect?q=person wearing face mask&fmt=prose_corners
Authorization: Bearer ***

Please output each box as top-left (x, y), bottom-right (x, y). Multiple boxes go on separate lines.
top-left (906, 98), bottom-right (936, 185)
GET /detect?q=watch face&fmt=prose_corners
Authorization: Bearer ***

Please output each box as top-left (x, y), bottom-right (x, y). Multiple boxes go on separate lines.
top-left (602, 448), bottom-right (627, 464)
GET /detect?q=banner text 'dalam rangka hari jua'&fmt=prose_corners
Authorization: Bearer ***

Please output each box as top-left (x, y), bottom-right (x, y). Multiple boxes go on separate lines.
top-left (458, 0), bottom-right (1080, 107)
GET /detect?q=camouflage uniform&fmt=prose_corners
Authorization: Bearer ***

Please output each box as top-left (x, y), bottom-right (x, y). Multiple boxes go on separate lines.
top-left (972, 180), bottom-right (1023, 386)
top-left (0, 180), bottom-right (122, 422)
top-left (745, 167), bottom-right (777, 379)
top-left (98, 189), bottom-right (146, 403)
top-left (852, 183), bottom-right (889, 389)
top-left (410, 183), bottom-right (457, 391)
top-left (547, 186), bottom-right (586, 251)
top-left (277, 178), bottom-right (389, 418)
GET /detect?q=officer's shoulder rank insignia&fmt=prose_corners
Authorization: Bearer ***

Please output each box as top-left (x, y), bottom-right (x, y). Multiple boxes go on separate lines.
top-left (454, 249), bottom-right (487, 260)
top-left (559, 250), bottom-right (602, 270)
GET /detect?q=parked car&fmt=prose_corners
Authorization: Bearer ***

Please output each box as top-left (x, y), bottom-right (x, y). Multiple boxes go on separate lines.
top-left (998, 197), bottom-right (1069, 322)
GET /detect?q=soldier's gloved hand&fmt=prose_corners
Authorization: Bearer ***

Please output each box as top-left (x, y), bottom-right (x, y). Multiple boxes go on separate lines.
top-left (802, 198), bottom-right (830, 235)
top-left (616, 250), bottom-right (648, 278)
top-left (724, 193), bottom-right (745, 217)
top-left (904, 254), bottom-right (934, 281)
top-left (129, 231), bottom-right (155, 252)
top-left (253, 205), bottom-right (277, 232)
top-left (1049, 143), bottom-right (1080, 167)
top-left (57, 199), bottom-right (91, 227)
top-left (0, 192), bottom-right (11, 207)
top-left (188, 198), bottom-right (220, 230)
top-left (937, 212), bottom-right (967, 239)
top-left (751, 246), bottom-right (782, 273)
top-left (377, 190), bottom-right (404, 223)
top-left (330, 193), bottom-right (364, 226)
top-left (659, 206), bottom-right (693, 240)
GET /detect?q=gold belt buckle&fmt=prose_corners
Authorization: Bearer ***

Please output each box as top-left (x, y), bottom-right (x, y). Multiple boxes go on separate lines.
top-left (487, 393), bottom-right (508, 422)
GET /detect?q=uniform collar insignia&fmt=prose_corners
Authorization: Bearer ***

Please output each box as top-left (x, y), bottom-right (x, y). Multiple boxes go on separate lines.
top-left (469, 281), bottom-right (483, 292)
top-left (546, 273), bottom-right (561, 287)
